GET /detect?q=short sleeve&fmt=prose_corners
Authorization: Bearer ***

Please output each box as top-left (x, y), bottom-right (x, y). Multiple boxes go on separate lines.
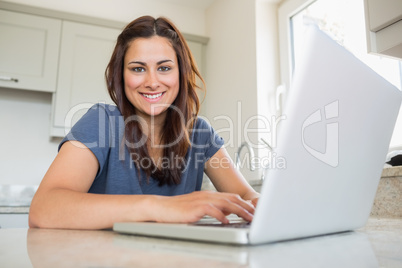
top-left (191, 117), bottom-right (225, 160)
top-left (59, 104), bottom-right (114, 173)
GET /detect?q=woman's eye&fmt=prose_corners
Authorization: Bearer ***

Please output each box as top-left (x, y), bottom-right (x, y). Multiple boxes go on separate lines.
top-left (131, 67), bottom-right (145, 72)
top-left (158, 66), bottom-right (171, 72)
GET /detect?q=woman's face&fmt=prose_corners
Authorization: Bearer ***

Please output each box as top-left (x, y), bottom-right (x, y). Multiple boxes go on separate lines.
top-left (123, 36), bottom-right (180, 120)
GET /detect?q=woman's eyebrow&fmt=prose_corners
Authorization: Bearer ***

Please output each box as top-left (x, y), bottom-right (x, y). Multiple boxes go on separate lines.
top-left (157, 59), bottom-right (174, 65)
top-left (127, 59), bottom-right (174, 65)
top-left (128, 61), bottom-right (146, 65)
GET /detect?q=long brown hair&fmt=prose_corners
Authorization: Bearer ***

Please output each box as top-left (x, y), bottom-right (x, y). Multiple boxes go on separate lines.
top-left (105, 16), bottom-right (204, 186)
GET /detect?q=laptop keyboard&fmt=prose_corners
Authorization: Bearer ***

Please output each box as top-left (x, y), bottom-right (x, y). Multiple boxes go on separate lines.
top-left (192, 221), bottom-right (251, 228)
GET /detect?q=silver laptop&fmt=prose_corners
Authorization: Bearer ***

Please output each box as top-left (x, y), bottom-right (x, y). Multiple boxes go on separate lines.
top-left (113, 26), bottom-right (402, 245)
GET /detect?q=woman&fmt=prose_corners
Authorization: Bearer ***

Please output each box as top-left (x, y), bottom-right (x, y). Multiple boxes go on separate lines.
top-left (29, 16), bottom-right (259, 229)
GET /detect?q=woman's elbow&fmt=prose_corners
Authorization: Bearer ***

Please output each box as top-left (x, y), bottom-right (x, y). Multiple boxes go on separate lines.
top-left (28, 196), bottom-right (49, 228)
top-left (28, 202), bottom-right (43, 228)
top-left (28, 213), bottom-right (38, 228)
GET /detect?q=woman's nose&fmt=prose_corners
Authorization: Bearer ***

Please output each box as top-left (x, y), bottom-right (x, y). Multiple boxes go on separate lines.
top-left (145, 71), bottom-right (159, 90)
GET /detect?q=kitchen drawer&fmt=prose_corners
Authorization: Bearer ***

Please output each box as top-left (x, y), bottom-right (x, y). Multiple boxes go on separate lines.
top-left (0, 214), bottom-right (29, 228)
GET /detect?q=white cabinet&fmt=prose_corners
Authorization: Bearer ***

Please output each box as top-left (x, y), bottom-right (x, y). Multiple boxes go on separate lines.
top-left (0, 9), bottom-right (61, 92)
top-left (50, 21), bottom-right (121, 137)
top-left (364, 0), bottom-right (402, 59)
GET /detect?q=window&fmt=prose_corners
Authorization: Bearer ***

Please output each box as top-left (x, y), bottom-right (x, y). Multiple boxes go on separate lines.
top-left (278, 0), bottom-right (402, 148)
top-left (291, 0), bottom-right (401, 90)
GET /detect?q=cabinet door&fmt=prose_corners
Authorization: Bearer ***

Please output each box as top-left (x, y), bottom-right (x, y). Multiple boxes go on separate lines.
top-left (366, 0), bottom-right (402, 31)
top-left (0, 9), bottom-right (61, 92)
top-left (51, 21), bottom-right (120, 137)
top-left (187, 40), bottom-right (206, 116)
top-left (364, 0), bottom-right (402, 59)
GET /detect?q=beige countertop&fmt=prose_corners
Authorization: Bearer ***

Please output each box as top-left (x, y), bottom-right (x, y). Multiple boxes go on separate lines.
top-left (0, 217), bottom-right (401, 268)
top-left (372, 166), bottom-right (402, 218)
top-left (381, 166), bottom-right (402, 177)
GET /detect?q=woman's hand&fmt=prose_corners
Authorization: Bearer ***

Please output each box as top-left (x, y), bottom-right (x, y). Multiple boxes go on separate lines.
top-left (151, 191), bottom-right (255, 224)
top-left (204, 147), bottom-right (260, 212)
top-left (250, 197), bottom-right (259, 207)
top-left (243, 193), bottom-right (260, 208)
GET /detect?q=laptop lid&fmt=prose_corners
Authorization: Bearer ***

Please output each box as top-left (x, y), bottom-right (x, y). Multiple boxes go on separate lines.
top-left (114, 26), bottom-right (402, 245)
top-left (249, 25), bottom-right (402, 244)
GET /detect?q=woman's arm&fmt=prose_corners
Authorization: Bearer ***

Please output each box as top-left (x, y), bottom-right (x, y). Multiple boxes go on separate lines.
top-left (29, 141), bottom-right (255, 229)
top-left (29, 141), bottom-right (154, 229)
top-left (204, 147), bottom-right (260, 207)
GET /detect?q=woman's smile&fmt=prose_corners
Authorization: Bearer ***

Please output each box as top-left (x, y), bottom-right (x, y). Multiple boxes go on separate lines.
top-left (140, 91), bottom-right (166, 102)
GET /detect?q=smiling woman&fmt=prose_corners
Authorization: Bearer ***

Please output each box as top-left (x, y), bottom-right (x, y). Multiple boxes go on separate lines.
top-left (106, 16), bottom-right (200, 186)
top-left (29, 15), bottom-right (259, 230)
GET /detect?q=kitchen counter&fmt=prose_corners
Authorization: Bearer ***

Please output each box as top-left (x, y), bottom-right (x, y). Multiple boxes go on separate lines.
top-left (0, 206), bottom-right (30, 213)
top-left (0, 217), bottom-right (401, 268)
top-left (0, 185), bottom-right (35, 228)
top-left (372, 166), bottom-right (402, 218)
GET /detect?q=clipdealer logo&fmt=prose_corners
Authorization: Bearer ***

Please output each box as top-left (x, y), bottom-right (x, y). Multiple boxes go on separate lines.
top-left (301, 100), bottom-right (339, 167)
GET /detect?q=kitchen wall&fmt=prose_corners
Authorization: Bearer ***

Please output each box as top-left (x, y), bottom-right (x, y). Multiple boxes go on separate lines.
top-left (204, 0), bottom-right (280, 180)
top-left (0, 0), bottom-right (281, 185)
top-left (0, 88), bottom-right (59, 185)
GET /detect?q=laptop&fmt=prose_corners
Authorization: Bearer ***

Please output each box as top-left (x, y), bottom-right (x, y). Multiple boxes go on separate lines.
top-left (113, 26), bottom-right (402, 245)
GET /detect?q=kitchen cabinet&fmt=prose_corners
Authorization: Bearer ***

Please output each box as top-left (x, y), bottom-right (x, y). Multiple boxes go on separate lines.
top-left (50, 21), bottom-right (120, 137)
top-left (0, 9), bottom-right (61, 92)
top-left (364, 0), bottom-right (402, 59)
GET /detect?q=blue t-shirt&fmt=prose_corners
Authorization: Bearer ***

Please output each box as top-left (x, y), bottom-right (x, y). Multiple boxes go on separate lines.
top-left (59, 104), bottom-right (224, 196)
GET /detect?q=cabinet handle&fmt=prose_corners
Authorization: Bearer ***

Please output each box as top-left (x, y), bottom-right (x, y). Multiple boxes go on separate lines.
top-left (0, 76), bottom-right (19, 83)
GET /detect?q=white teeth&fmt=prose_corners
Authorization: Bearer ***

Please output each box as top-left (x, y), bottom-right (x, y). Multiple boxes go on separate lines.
top-left (142, 92), bottom-right (163, 99)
